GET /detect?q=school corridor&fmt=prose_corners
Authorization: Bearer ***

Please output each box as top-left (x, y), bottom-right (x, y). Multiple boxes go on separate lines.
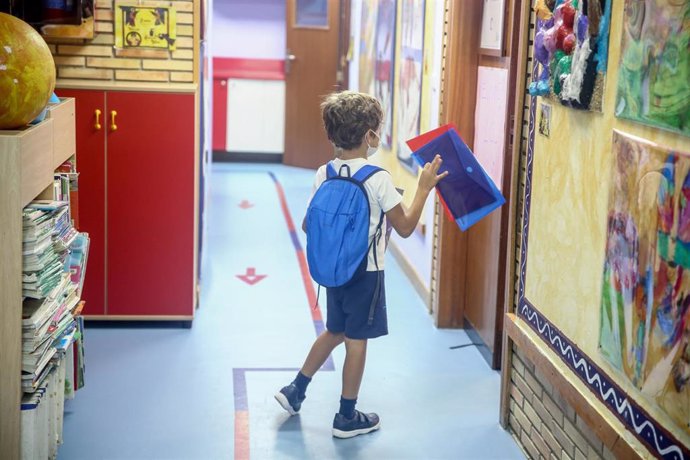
top-left (56, 163), bottom-right (524, 459)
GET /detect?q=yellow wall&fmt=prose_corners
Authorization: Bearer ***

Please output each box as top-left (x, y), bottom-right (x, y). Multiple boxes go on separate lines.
top-left (525, 0), bottom-right (690, 446)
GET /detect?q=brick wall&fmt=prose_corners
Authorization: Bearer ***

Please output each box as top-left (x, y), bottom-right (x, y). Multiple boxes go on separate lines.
top-left (47, 0), bottom-right (195, 84)
top-left (508, 345), bottom-right (616, 460)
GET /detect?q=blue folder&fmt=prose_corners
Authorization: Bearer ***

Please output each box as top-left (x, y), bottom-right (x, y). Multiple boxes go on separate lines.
top-left (408, 126), bottom-right (505, 231)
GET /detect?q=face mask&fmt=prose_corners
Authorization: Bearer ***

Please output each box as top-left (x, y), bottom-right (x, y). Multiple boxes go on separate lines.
top-left (366, 130), bottom-right (380, 158)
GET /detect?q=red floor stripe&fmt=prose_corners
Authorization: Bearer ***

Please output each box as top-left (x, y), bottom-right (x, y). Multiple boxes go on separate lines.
top-left (234, 410), bottom-right (250, 459)
top-left (269, 173), bottom-right (323, 322)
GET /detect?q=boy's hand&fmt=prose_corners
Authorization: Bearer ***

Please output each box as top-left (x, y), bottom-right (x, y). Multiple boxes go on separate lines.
top-left (419, 154), bottom-right (449, 193)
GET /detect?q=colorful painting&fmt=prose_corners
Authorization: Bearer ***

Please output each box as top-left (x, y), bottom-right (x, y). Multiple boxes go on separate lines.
top-left (529, 0), bottom-right (611, 112)
top-left (600, 130), bottom-right (690, 435)
top-left (374, 0), bottom-right (397, 148)
top-left (397, 0), bottom-right (425, 174)
top-left (359, 0), bottom-right (378, 95)
top-left (114, 1), bottom-right (177, 50)
top-left (615, 0), bottom-right (690, 137)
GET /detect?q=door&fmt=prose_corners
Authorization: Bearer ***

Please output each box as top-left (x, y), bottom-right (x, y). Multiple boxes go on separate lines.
top-left (55, 89), bottom-right (107, 316)
top-left (283, 0), bottom-right (342, 169)
top-left (105, 91), bottom-right (195, 317)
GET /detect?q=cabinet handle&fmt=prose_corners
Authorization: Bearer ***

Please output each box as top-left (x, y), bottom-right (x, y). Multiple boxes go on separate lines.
top-left (94, 109), bottom-right (102, 130)
top-left (110, 110), bottom-right (118, 131)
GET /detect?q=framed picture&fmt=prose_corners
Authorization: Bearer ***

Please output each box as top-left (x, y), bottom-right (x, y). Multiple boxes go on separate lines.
top-left (479, 0), bottom-right (505, 56)
top-left (374, 0), bottom-right (396, 147)
top-left (396, 0), bottom-right (425, 174)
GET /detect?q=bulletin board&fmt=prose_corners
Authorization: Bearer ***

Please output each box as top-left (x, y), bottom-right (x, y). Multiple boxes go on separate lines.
top-left (517, 0), bottom-right (690, 456)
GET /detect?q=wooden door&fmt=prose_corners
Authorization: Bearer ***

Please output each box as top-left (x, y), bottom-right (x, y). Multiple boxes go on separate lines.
top-left (283, 0), bottom-right (341, 169)
top-left (55, 89), bottom-right (107, 316)
top-left (105, 91), bottom-right (195, 318)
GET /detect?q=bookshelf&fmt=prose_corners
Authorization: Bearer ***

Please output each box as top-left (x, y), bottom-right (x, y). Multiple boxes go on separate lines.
top-left (0, 98), bottom-right (81, 458)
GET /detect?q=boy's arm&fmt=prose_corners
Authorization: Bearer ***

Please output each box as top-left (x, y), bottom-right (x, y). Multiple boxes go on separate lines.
top-left (386, 155), bottom-right (448, 238)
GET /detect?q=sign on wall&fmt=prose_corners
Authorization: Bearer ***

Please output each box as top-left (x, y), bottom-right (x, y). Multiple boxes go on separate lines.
top-left (114, 1), bottom-right (177, 50)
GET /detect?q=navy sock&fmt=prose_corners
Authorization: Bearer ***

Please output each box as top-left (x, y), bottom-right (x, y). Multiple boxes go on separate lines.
top-left (293, 372), bottom-right (312, 397)
top-left (339, 397), bottom-right (357, 419)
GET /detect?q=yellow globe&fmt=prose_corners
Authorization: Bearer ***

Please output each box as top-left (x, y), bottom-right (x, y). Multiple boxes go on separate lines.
top-left (0, 12), bottom-right (56, 129)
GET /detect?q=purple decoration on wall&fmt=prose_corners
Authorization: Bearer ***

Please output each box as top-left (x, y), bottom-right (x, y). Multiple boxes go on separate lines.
top-left (577, 15), bottom-right (588, 43)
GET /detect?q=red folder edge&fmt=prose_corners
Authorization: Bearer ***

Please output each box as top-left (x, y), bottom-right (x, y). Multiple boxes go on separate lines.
top-left (405, 123), bottom-right (458, 151)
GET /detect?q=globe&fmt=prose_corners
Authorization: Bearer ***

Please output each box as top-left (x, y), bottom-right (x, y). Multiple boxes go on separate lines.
top-left (0, 12), bottom-right (56, 130)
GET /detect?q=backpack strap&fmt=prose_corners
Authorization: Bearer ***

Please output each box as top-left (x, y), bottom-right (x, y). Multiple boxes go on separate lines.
top-left (352, 165), bottom-right (384, 183)
top-left (326, 162), bottom-right (338, 179)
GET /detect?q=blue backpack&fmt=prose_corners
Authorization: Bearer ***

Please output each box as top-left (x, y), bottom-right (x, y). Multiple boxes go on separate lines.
top-left (306, 162), bottom-right (385, 305)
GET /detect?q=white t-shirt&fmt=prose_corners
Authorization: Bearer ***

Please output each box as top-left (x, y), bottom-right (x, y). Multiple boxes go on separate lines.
top-left (309, 158), bottom-right (403, 271)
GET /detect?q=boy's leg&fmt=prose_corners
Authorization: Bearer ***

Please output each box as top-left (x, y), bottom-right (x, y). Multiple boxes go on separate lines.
top-left (301, 330), bottom-right (345, 377)
top-left (275, 330), bottom-right (344, 416)
top-left (341, 337), bottom-right (367, 400)
top-left (333, 336), bottom-right (380, 438)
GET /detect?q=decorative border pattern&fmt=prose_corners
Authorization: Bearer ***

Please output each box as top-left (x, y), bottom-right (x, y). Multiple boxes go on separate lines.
top-left (515, 19), bottom-right (689, 460)
top-left (519, 300), bottom-right (687, 460)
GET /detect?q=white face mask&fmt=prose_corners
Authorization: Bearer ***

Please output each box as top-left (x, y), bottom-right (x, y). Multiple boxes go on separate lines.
top-left (366, 130), bottom-right (380, 158)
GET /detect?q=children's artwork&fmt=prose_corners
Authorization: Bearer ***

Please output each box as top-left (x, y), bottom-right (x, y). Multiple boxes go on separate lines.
top-left (599, 130), bottom-right (690, 435)
top-left (529, 0), bottom-right (611, 112)
top-left (615, 0), bottom-right (690, 137)
top-left (397, 0), bottom-right (425, 174)
top-left (359, 0), bottom-right (378, 95)
top-left (374, 0), bottom-right (397, 148)
top-left (539, 103), bottom-right (551, 137)
top-left (114, 1), bottom-right (177, 50)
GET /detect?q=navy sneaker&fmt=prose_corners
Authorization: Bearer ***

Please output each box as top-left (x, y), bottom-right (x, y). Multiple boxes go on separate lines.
top-left (274, 383), bottom-right (305, 416)
top-left (332, 410), bottom-right (381, 439)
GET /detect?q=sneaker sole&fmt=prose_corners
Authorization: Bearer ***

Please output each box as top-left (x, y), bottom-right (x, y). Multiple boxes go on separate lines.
top-left (274, 392), bottom-right (298, 416)
top-left (332, 421), bottom-right (381, 439)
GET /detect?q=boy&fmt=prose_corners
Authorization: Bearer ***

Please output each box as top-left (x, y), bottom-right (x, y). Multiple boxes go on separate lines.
top-left (275, 91), bottom-right (447, 438)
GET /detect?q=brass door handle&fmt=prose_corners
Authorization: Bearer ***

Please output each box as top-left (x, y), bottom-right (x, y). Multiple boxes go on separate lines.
top-left (94, 109), bottom-right (102, 130)
top-left (110, 110), bottom-right (118, 131)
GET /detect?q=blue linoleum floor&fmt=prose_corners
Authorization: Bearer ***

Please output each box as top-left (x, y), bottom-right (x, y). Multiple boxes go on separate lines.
top-left (58, 162), bottom-right (524, 459)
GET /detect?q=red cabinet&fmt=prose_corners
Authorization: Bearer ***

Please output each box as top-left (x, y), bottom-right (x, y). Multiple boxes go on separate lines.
top-left (57, 89), bottom-right (196, 319)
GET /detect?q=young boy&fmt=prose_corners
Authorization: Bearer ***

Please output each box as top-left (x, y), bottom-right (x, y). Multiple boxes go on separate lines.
top-left (275, 91), bottom-right (447, 438)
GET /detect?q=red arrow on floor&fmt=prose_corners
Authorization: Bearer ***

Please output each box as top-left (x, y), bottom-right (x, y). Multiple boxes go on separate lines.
top-left (236, 267), bottom-right (267, 285)
top-left (238, 200), bottom-right (254, 209)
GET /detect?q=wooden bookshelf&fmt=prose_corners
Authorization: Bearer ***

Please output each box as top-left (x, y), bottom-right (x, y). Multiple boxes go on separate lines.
top-left (0, 98), bottom-right (76, 458)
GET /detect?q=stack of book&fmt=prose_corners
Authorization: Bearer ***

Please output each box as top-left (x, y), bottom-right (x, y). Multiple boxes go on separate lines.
top-left (21, 200), bottom-right (89, 394)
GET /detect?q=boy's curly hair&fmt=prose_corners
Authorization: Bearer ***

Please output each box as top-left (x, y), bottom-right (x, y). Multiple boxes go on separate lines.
top-left (320, 91), bottom-right (383, 150)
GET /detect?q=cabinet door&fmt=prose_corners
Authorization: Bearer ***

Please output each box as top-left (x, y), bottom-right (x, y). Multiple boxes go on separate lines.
top-left (56, 89), bottom-right (107, 316)
top-left (105, 92), bottom-right (195, 317)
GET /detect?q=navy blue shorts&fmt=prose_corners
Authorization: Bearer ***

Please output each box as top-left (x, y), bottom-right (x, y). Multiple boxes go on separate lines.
top-left (326, 271), bottom-right (388, 340)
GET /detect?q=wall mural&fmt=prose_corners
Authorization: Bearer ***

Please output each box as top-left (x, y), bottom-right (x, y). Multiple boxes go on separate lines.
top-left (600, 130), bottom-right (690, 435)
top-left (397, 0), bottom-right (425, 173)
top-left (615, 0), bottom-right (690, 137)
top-left (374, 0), bottom-right (397, 148)
top-left (530, 0), bottom-right (612, 112)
